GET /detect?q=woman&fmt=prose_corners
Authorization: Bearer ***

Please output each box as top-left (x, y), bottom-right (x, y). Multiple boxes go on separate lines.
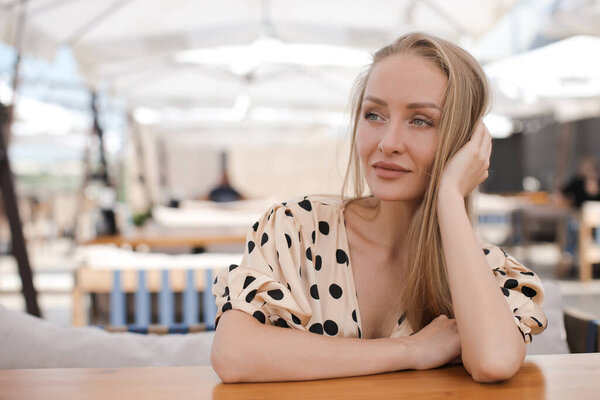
top-left (211, 32), bottom-right (547, 383)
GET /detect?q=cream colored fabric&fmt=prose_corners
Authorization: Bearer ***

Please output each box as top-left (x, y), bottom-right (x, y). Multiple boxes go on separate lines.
top-left (213, 195), bottom-right (547, 343)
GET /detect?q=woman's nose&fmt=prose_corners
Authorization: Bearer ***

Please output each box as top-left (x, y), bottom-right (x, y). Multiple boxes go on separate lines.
top-left (378, 122), bottom-right (407, 154)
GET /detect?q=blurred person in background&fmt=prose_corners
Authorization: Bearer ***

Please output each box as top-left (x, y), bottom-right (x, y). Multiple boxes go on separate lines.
top-left (211, 32), bottom-right (547, 384)
top-left (207, 152), bottom-right (244, 203)
top-left (560, 156), bottom-right (600, 209)
top-left (554, 156), bottom-right (600, 278)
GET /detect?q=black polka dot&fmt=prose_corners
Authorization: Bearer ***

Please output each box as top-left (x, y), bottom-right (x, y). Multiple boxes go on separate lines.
top-left (243, 276), bottom-right (256, 289)
top-left (268, 289), bottom-right (284, 300)
top-left (291, 314), bottom-right (301, 325)
top-left (515, 315), bottom-right (522, 321)
top-left (252, 221), bottom-right (259, 232)
top-left (285, 234), bottom-right (292, 248)
top-left (267, 208), bottom-right (274, 220)
top-left (352, 309), bottom-right (357, 323)
top-left (483, 248), bottom-right (490, 255)
top-left (531, 316), bottom-right (543, 327)
top-left (213, 276), bottom-right (218, 285)
top-left (298, 199), bottom-right (312, 211)
top-left (503, 279), bottom-right (519, 289)
top-left (282, 202), bottom-right (287, 206)
top-left (319, 221), bottom-right (330, 235)
top-left (309, 323), bottom-right (323, 335)
top-left (285, 209), bottom-right (293, 217)
top-left (521, 286), bottom-right (537, 298)
top-left (501, 287), bottom-right (510, 297)
top-left (222, 302), bottom-right (232, 312)
top-left (229, 264), bottom-right (238, 272)
top-left (520, 271), bottom-right (535, 276)
top-left (306, 247), bottom-right (312, 261)
top-left (245, 289), bottom-right (257, 303)
top-left (513, 307), bottom-right (518, 312)
top-left (493, 268), bottom-right (506, 276)
top-left (310, 284), bottom-right (320, 299)
top-left (398, 313), bottom-right (407, 326)
top-left (276, 251), bottom-right (279, 259)
top-left (329, 284), bottom-right (343, 299)
top-left (358, 327), bottom-right (362, 338)
top-left (276, 318), bottom-right (289, 328)
top-left (299, 267), bottom-right (302, 277)
top-left (252, 311), bottom-right (266, 324)
top-left (269, 265), bottom-right (274, 272)
top-left (261, 233), bottom-right (269, 246)
top-left (324, 320), bottom-right (338, 336)
top-left (287, 283), bottom-right (291, 291)
top-left (336, 249), bottom-right (349, 265)
top-left (298, 231), bottom-right (301, 242)
top-left (315, 255), bottom-right (322, 271)
top-left (311, 231), bottom-right (316, 244)
top-left (222, 286), bottom-right (229, 297)
top-left (248, 241), bottom-right (255, 253)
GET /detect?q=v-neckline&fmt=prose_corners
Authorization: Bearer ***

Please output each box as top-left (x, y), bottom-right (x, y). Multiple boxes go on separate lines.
top-left (338, 199), bottom-right (410, 339)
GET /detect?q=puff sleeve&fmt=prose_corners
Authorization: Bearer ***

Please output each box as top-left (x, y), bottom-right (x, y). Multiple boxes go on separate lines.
top-left (212, 203), bottom-right (313, 329)
top-left (483, 243), bottom-right (548, 344)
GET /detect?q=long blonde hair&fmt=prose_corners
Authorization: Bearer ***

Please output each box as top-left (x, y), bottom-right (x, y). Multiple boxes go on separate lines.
top-left (342, 32), bottom-right (490, 331)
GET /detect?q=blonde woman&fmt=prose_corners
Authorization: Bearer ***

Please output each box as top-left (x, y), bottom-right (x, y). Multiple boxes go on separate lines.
top-left (211, 33), bottom-right (547, 383)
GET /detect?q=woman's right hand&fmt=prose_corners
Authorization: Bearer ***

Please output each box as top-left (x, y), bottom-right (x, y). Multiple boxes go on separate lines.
top-left (405, 314), bottom-right (462, 370)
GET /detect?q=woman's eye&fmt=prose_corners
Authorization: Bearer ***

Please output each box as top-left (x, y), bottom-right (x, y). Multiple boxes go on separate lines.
top-left (412, 117), bottom-right (433, 127)
top-left (364, 112), bottom-right (380, 121)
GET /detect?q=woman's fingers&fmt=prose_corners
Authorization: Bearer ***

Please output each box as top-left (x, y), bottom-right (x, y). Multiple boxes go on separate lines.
top-left (471, 120), bottom-right (486, 148)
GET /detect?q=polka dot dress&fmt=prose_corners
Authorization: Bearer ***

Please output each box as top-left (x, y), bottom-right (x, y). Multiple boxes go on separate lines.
top-left (212, 195), bottom-right (547, 343)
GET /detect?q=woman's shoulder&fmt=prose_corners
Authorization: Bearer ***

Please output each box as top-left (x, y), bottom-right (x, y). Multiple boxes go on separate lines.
top-left (479, 241), bottom-right (538, 279)
top-left (263, 195), bottom-right (344, 228)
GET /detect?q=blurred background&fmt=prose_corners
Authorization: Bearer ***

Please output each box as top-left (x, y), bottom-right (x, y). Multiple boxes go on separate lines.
top-left (0, 0), bottom-right (599, 352)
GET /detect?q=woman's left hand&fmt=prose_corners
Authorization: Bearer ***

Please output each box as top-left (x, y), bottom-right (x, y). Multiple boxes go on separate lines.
top-left (439, 120), bottom-right (492, 198)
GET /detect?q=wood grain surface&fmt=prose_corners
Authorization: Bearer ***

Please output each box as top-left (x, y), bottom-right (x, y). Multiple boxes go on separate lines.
top-left (1, 353), bottom-right (598, 400)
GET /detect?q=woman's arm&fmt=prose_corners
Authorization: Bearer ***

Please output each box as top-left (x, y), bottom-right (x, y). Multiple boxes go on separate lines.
top-left (437, 190), bottom-right (525, 382)
top-left (437, 121), bottom-right (525, 383)
top-left (211, 310), bottom-right (460, 382)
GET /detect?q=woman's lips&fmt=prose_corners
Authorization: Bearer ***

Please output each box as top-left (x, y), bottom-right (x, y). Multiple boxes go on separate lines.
top-left (372, 161), bottom-right (411, 179)
top-left (373, 166), bottom-right (410, 179)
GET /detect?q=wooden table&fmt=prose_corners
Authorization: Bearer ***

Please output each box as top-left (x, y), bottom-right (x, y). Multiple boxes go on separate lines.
top-left (1, 353), bottom-right (598, 399)
top-left (84, 224), bottom-right (247, 248)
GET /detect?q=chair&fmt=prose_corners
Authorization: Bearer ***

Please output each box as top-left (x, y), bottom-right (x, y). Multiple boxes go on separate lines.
top-left (578, 201), bottom-right (600, 281)
top-left (72, 266), bottom-right (222, 334)
top-left (563, 306), bottom-right (600, 353)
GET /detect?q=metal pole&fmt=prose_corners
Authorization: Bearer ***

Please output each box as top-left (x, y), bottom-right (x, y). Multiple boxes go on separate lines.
top-left (91, 91), bottom-right (110, 186)
top-left (2, 0), bottom-right (41, 317)
top-left (0, 104), bottom-right (41, 317)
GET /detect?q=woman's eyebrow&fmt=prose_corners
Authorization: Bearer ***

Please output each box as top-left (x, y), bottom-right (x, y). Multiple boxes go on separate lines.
top-left (364, 96), bottom-right (441, 111)
top-left (407, 102), bottom-right (441, 111)
top-left (363, 95), bottom-right (387, 106)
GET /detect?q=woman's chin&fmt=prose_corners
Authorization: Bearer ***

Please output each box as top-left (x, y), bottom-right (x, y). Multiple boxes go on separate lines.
top-left (370, 190), bottom-right (420, 203)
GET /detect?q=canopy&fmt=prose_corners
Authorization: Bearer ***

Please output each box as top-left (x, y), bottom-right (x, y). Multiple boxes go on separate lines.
top-left (0, 0), bottom-right (521, 114)
top-left (485, 35), bottom-right (600, 122)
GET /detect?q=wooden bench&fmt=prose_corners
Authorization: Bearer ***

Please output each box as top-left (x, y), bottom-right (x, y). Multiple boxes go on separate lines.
top-left (72, 267), bottom-right (223, 333)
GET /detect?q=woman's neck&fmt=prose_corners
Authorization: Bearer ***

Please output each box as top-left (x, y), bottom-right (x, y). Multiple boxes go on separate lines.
top-left (347, 196), bottom-right (419, 255)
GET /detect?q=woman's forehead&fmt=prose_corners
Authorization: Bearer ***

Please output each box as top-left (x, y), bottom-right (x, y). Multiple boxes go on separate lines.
top-left (364, 54), bottom-right (447, 107)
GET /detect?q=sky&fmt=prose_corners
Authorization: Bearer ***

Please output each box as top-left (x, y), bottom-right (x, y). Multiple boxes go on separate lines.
top-left (0, 43), bottom-right (126, 167)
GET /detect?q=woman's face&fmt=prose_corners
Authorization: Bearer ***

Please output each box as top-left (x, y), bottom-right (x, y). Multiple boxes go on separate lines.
top-left (356, 54), bottom-right (447, 202)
